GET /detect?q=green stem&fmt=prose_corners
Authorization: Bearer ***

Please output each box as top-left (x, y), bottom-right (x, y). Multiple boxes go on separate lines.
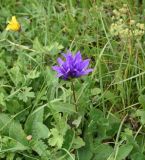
top-left (71, 81), bottom-right (77, 112)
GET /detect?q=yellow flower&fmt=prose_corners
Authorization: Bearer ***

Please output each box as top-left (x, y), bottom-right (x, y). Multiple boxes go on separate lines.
top-left (6, 16), bottom-right (21, 32)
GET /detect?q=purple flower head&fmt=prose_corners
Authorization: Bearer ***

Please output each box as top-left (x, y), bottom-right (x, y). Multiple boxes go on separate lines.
top-left (52, 51), bottom-right (93, 80)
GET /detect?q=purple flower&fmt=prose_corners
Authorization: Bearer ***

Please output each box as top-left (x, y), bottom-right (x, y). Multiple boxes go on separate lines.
top-left (52, 51), bottom-right (93, 80)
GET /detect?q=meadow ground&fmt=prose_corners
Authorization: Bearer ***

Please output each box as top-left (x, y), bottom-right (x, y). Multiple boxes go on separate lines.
top-left (0, 0), bottom-right (145, 159)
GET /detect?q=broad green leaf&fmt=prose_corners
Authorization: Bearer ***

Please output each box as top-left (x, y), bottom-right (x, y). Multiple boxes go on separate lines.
top-left (10, 66), bottom-right (24, 86)
top-left (0, 113), bottom-right (11, 135)
top-left (63, 129), bottom-right (75, 150)
top-left (78, 136), bottom-right (93, 160)
top-left (32, 122), bottom-right (50, 139)
top-left (131, 152), bottom-right (145, 160)
top-left (88, 108), bottom-right (109, 138)
top-left (50, 101), bottom-right (76, 114)
top-left (0, 114), bottom-right (29, 151)
top-left (24, 108), bottom-right (44, 134)
top-left (94, 144), bottom-right (113, 160)
top-left (136, 109), bottom-right (145, 124)
top-left (107, 114), bottom-right (120, 137)
top-left (3, 137), bottom-right (28, 152)
top-left (9, 121), bottom-right (28, 146)
top-left (116, 144), bottom-right (133, 160)
top-left (72, 136), bottom-right (85, 149)
top-left (7, 99), bottom-right (23, 114)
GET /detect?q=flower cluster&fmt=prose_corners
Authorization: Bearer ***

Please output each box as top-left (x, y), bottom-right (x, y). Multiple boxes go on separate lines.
top-left (52, 51), bottom-right (93, 80)
top-left (110, 4), bottom-right (145, 41)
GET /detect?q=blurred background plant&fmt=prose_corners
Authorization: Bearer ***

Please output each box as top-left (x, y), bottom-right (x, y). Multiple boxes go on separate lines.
top-left (110, 4), bottom-right (145, 41)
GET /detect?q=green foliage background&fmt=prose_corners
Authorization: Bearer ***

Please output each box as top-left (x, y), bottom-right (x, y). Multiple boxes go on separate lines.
top-left (0, 0), bottom-right (145, 159)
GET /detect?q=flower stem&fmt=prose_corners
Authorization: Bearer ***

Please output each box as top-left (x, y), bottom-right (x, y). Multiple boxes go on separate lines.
top-left (71, 81), bottom-right (77, 112)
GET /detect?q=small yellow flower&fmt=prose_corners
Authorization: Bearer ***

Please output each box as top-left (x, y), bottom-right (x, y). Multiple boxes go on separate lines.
top-left (6, 16), bottom-right (21, 32)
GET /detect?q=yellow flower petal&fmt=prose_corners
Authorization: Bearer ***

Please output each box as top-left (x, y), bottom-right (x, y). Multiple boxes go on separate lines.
top-left (12, 16), bottom-right (17, 23)
top-left (6, 16), bottom-right (21, 32)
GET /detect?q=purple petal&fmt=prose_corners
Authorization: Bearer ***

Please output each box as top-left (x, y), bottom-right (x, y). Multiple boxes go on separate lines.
top-left (52, 50), bottom-right (93, 79)
top-left (62, 51), bottom-right (73, 59)
top-left (61, 62), bottom-right (69, 72)
top-left (52, 66), bottom-right (64, 75)
top-left (74, 71), bottom-right (82, 77)
top-left (63, 54), bottom-right (73, 70)
top-left (80, 59), bottom-right (90, 70)
top-left (57, 72), bottom-right (63, 77)
top-left (83, 69), bottom-right (93, 75)
top-left (74, 51), bottom-right (82, 62)
top-left (57, 58), bottom-right (64, 66)
top-left (52, 66), bottom-right (61, 72)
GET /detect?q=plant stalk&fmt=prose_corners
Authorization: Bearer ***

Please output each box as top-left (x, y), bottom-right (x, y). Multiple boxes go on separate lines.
top-left (71, 81), bottom-right (77, 112)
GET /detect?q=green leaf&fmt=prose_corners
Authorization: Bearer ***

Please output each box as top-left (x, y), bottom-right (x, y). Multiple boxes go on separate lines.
top-left (78, 136), bottom-right (93, 160)
top-left (24, 108), bottom-right (50, 141)
top-left (32, 122), bottom-right (50, 139)
top-left (91, 88), bottom-right (101, 96)
top-left (104, 91), bottom-right (116, 104)
top-left (88, 108), bottom-right (109, 136)
top-left (63, 129), bottom-right (75, 150)
top-left (0, 113), bottom-right (11, 135)
top-left (7, 99), bottom-right (23, 114)
top-left (9, 121), bottom-right (28, 146)
top-left (131, 152), bottom-right (145, 160)
top-left (0, 92), bottom-right (6, 110)
top-left (25, 108), bottom-right (44, 134)
top-left (138, 95), bottom-right (145, 109)
top-left (6, 152), bottom-right (15, 160)
top-left (0, 114), bottom-right (29, 151)
top-left (27, 69), bottom-right (40, 79)
top-left (2, 136), bottom-right (28, 152)
top-left (72, 136), bottom-right (85, 149)
top-left (50, 101), bottom-right (76, 114)
top-left (31, 139), bottom-right (49, 157)
top-left (18, 87), bottom-right (35, 102)
top-left (10, 66), bottom-right (24, 86)
top-left (94, 144), bottom-right (113, 160)
top-left (33, 37), bottom-right (44, 52)
top-left (48, 128), bottom-right (64, 149)
top-left (45, 42), bottom-right (63, 55)
top-left (0, 60), bottom-right (6, 76)
top-left (116, 144), bottom-right (133, 160)
top-left (136, 109), bottom-right (145, 125)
